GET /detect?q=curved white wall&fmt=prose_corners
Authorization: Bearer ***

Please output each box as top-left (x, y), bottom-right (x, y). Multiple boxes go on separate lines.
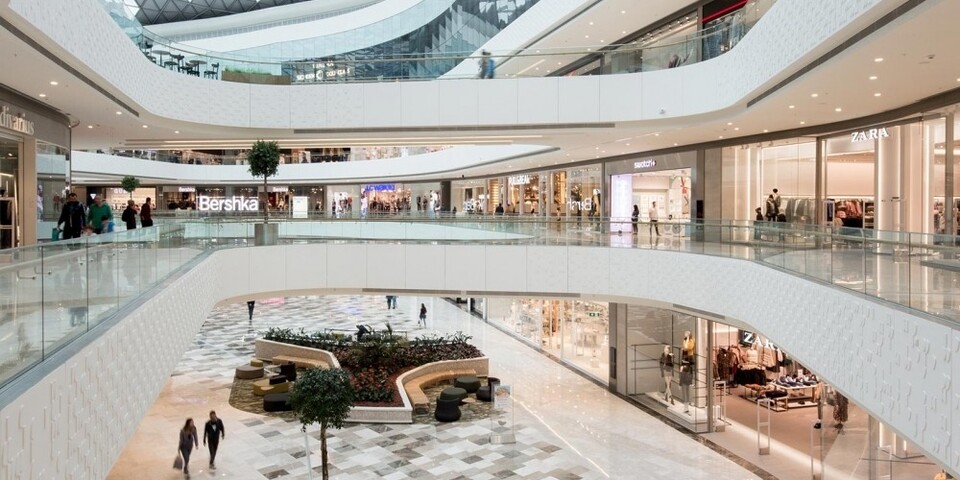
top-left (4, 0), bottom-right (900, 130)
top-left (70, 145), bottom-right (552, 184)
top-left (0, 242), bottom-right (956, 478)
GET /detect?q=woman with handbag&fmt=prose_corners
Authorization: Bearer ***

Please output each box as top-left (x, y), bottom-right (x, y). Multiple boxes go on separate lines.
top-left (176, 418), bottom-right (199, 477)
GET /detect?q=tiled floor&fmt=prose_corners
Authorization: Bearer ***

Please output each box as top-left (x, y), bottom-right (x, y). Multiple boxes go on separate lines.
top-left (108, 295), bottom-right (759, 480)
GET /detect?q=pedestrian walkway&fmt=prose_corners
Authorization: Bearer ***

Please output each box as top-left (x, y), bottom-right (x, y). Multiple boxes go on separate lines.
top-left (108, 295), bottom-right (759, 479)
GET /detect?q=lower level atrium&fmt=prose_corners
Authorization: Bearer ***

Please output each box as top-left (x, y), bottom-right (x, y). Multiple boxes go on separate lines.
top-left (108, 295), bottom-right (943, 480)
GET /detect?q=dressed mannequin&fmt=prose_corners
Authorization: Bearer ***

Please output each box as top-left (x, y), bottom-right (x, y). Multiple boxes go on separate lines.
top-left (659, 346), bottom-right (674, 404)
top-left (679, 360), bottom-right (694, 414)
top-left (682, 331), bottom-right (696, 362)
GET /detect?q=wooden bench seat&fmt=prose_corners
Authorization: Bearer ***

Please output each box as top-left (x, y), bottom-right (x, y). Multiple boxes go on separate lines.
top-left (272, 355), bottom-right (329, 369)
top-left (403, 369), bottom-right (476, 414)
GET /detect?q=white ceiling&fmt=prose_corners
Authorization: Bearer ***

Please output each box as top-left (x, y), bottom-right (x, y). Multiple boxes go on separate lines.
top-left (1, 0), bottom-right (959, 184)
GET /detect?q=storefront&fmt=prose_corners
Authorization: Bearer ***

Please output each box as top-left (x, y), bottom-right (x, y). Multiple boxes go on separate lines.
top-left (0, 85), bottom-right (71, 246)
top-left (450, 179), bottom-right (488, 214)
top-left (606, 151), bottom-right (699, 233)
top-left (486, 298), bottom-right (609, 383)
top-left (103, 186), bottom-right (157, 213)
top-left (717, 112), bottom-right (960, 235)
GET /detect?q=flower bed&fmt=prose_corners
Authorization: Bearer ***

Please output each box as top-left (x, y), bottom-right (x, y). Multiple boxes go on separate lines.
top-left (261, 327), bottom-right (483, 407)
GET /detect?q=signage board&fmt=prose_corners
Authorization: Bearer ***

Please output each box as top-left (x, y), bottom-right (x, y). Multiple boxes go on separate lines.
top-left (292, 196), bottom-right (308, 219)
top-left (850, 127), bottom-right (890, 143)
top-left (197, 195), bottom-right (259, 212)
top-left (0, 105), bottom-right (35, 135)
top-left (508, 175), bottom-right (530, 186)
top-left (633, 159), bottom-right (657, 169)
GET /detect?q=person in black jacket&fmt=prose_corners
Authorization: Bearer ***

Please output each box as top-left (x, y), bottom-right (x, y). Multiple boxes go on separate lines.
top-left (203, 411), bottom-right (226, 469)
top-left (121, 200), bottom-right (138, 230)
top-left (57, 193), bottom-right (86, 239)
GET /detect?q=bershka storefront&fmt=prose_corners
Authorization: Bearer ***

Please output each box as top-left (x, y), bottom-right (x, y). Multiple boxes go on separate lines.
top-left (605, 151), bottom-right (703, 233)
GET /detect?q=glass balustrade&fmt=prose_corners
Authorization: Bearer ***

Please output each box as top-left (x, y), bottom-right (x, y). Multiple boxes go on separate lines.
top-left (1, 215), bottom-right (957, 392)
top-left (96, 0), bottom-right (777, 84)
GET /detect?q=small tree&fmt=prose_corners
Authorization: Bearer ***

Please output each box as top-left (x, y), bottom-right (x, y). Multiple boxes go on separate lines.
top-left (120, 176), bottom-right (140, 199)
top-left (289, 368), bottom-right (355, 480)
top-left (247, 140), bottom-right (280, 223)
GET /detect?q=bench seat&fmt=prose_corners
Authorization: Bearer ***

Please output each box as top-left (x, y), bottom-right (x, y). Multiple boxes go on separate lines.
top-left (272, 355), bottom-right (328, 370)
top-left (403, 369), bottom-right (476, 414)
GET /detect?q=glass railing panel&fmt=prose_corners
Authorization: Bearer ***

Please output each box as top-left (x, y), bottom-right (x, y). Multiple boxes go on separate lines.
top-left (39, 240), bottom-right (90, 357)
top-left (85, 233), bottom-right (122, 329)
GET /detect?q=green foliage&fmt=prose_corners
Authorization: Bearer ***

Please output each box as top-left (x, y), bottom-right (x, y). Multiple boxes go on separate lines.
top-left (120, 176), bottom-right (140, 194)
top-left (289, 368), bottom-right (355, 430)
top-left (248, 140), bottom-right (280, 180)
top-left (350, 367), bottom-right (393, 403)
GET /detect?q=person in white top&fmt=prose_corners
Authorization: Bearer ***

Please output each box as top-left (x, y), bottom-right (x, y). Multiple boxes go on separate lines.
top-left (648, 201), bottom-right (660, 236)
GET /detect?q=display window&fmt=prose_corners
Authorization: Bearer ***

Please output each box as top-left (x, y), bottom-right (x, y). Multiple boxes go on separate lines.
top-left (0, 136), bottom-right (19, 249)
top-left (450, 179), bottom-right (487, 214)
top-left (486, 298), bottom-right (609, 383)
top-left (506, 174), bottom-right (540, 215)
top-left (104, 186), bottom-right (156, 214)
top-left (289, 186), bottom-right (324, 213)
top-left (611, 168), bottom-right (692, 235)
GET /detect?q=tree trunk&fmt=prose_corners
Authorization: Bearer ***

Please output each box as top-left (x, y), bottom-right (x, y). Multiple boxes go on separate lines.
top-left (263, 176), bottom-right (269, 224)
top-left (320, 424), bottom-right (328, 480)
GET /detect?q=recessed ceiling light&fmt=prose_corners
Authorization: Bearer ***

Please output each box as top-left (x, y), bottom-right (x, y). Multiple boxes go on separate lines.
top-left (869, 75), bottom-right (878, 80)
top-left (626, 143), bottom-right (631, 146)
top-left (673, 143), bottom-right (679, 146)
top-left (874, 57), bottom-right (884, 62)
top-left (621, 10), bottom-right (625, 14)
top-left (956, 78), bottom-right (960, 82)
top-left (874, 92), bottom-right (882, 97)
top-left (788, 105), bottom-right (795, 109)
top-left (800, 121), bottom-right (806, 125)
top-left (621, 31), bottom-right (626, 34)
top-left (589, 22), bottom-right (593, 26)
top-left (116, 111), bottom-right (122, 115)
top-left (763, 129), bottom-right (769, 133)
top-left (174, 130), bottom-right (180, 134)
top-left (87, 125), bottom-right (93, 129)
top-left (49, 81), bottom-right (58, 86)
top-left (719, 135), bottom-right (724, 139)
top-left (810, 93), bottom-right (818, 98)
top-left (38, 93), bottom-right (46, 98)
top-left (584, 35), bottom-right (589, 39)
top-left (727, 122), bottom-right (733, 126)
top-left (142, 124), bottom-right (148, 128)
top-left (835, 107), bottom-right (842, 112)
top-left (734, 127), bottom-right (740, 131)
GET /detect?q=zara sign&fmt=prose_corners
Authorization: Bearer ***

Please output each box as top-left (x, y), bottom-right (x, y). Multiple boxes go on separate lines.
top-left (197, 196), bottom-right (259, 212)
top-left (850, 127), bottom-right (890, 143)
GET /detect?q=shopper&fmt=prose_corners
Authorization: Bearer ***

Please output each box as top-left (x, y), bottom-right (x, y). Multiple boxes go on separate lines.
top-left (386, 296), bottom-right (393, 309)
top-left (648, 201), bottom-right (660, 236)
top-left (178, 418), bottom-right (199, 477)
top-left (495, 204), bottom-right (504, 215)
top-left (419, 303), bottom-right (427, 327)
top-left (87, 195), bottom-right (113, 234)
top-left (391, 296), bottom-right (398, 309)
top-left (771, 188), bottom-right (781, 214)
top-left (247, 300), bottom-right (255, 321)
top-left (631, 205), bottom-right (640, 234)
top-left (764, 194), bottom-right (777, 221)
top-left (203, 411), bottom-right (225, 470)
top-left (754, 207), bottom-right (764, 241)
top-left (141, 197), bottom-right (154, 227)
top-left (57, 192), bottom-right (86, 240)
top-left (121, 199), bottom-right (138, 230)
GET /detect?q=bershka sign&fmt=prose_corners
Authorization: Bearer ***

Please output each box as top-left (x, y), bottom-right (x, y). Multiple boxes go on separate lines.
top-left (198, 195), bottom-right (259, 212)
top-left (850, 127), bottom-right (890, 143)
top-left (0, 105), bottom-right (35, 135)
top-left (633, 159), bottom-right (657, 169)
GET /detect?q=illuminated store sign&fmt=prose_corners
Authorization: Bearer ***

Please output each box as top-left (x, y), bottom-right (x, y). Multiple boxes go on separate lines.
top-left (0, 105), bottom-right (35, 135)
top-left (295, 62), bottom-right (354, 82)
top-left (633, 159), bottom-right (657, 169)
top-left (508, 175), bottom-right (530, 185)
top-left (850, 127), bottom-right (889, 143)
top-left (197, 196), bottom-right (259, 212)
top-left (269, 186), bottom-right (289, 193)
top-left (362, 184), bottom-right (395, 193)
top-left (566, 198), bottom-right (593, 210)
top-left (178, 187), bottom-right (196, 193)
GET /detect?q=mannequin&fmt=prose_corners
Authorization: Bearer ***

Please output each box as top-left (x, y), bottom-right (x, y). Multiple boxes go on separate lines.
top-left (659, 346), bottom-right (674, 404)
top-left (682, 331), bottom-right (695, 362)
top-left (679, 360), bottom-right (694, 414)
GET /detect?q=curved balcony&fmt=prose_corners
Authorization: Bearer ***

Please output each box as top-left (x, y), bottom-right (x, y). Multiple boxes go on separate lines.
top-left (0, 218), bottom-right (958, 478)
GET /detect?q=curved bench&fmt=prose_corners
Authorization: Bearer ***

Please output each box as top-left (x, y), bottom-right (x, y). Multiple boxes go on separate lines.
top-left (272, 355), bottom-right (329, 370)
top-left (403, 369), bottom-right (477, 414)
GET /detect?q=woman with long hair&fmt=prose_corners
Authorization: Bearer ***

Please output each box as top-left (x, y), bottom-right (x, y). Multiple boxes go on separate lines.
top-left (178, 418), bottom-right (199, 476)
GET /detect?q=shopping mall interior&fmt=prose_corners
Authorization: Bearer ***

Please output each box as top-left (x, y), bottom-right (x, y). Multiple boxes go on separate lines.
top-left (1, 0), bottom-right (960, 479)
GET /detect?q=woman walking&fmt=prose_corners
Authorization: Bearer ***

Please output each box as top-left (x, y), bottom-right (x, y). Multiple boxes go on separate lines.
top-left (419, 303), bottom-right (427, 328)
top-left (178, 418), bottom-right (199, 477)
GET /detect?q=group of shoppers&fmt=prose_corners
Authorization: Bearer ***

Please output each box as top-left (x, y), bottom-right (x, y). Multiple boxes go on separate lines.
top-left (55, 193), bottom-right (154, 239)
top-left (177, 411), bottom-right (226, 477)
top-left (630, 201), bottom-right (661, 236)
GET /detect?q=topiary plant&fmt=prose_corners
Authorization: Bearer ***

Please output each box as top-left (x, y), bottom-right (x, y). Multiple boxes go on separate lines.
top-left (120, 176), bottom-right (140, 199)
top-left (247, 140), bottom-right (280, 223)
top-left (289, 368), bottom-right (355, 480)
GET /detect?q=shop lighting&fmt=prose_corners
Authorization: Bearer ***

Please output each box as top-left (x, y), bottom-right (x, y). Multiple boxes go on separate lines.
top-left (869, 76), bottom-right (878, 80)
top-left (835, 108), bottom-right (842, 112)
top-left (49, 81), bottom-right (58, 86)
top-left (734, 127), bottom-right (740, 131)
top-left (874, 93), bottom-right (882, 97)
top-left (874, 57), bottom-right (883, 62)
top-left (800, 121), bottom-right (806, 125)
top-left (87, 125), bottom-right (93, 129)
top-left (38, 93), bottom-right (46, 98)
top-left (788, 105), bottom-right (795, 109)
top-left (727, 122), bottom-right (733, 126)
top-left (116, 111), bottom-right (122, 115)
top-left (174, 130), bottom-right (180, 134)
top-left (810, 93), bottom-right (818, 98)
top-left (142, 124), bottom-right (148, 128)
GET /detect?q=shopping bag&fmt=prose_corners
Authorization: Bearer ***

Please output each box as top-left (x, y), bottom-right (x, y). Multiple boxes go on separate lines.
top-left (51, 228), bottom-right (60, 241)
top-left (106, 221), bottom-right (115, 233)
top-left (172, 454), bottom-right (183, 470)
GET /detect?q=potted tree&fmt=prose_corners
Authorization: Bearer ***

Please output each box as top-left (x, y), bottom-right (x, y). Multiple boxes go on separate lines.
top-left (289, 368), bottom-right (355, 480)
top-left (248, 140), bottom-right (280, 245)
top-left (120, 176), bottom-right (140, 199)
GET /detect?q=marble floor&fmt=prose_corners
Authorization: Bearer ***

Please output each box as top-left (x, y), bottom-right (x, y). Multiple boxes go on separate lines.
top-left (108, 295), bottom-right (760, 480)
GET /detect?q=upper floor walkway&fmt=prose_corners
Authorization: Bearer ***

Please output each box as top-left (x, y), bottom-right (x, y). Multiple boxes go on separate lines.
top-left (0, 217), bottom-right (957, 477)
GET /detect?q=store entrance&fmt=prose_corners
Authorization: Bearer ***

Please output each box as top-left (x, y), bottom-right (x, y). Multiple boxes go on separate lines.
top-left (611, 167), bottom-right (692, 234)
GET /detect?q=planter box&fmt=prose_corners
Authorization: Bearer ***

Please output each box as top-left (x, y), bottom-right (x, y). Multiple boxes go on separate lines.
top-left (221, 70), bottom-right (291, 85)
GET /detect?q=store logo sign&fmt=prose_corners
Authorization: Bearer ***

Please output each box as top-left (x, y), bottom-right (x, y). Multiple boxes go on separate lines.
top-left (633, 159), bottom-right (657, 169)
top-left (178, 187), bottom-right (196, 193)
top-left (566, 198), bottom-right (593, 210)
top-left (850, 127), bottom-right (889, 143)
top-left (509, 175), bottom-right (531, 185)
top-left (0, 106), bottom-right (35, 135)
top-left (197, 196), bottom-right (259, 212)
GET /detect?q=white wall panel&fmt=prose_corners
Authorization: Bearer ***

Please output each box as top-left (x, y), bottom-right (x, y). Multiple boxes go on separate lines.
top-left (517, 77), bottom-right (559, 125)
top-left (285, 244), bottom-right (328, 290)
top-left (484, 245), bottom-right (526, 292)
top-left (641, 69), bottom-right (684, 119)
top-left (477, 79), bottom-right (519, 126)
top-left (443, 245), bottom-right (488, 292)
top-left (365, 244), bottom-right (406, 289)
top-left (289, 85), bottom-right (329, 128)
top-left (567, 246), bottom-right (609, 295)
top-left (249, 86), bottom-right (291, 128)
top-left (403, 244), bottom-right (446, 291)
top-left (525, 246), bottom-right (568, 293)
top-left (325, 84), bottom-right (365, 128)
top-left (680, 62), bottom-right (723, 116)
top-left (437, 80), bottom-right (479, 127)
top-left (401, 82), bottom-right (440, 127)
top-left (599, 74), bottom-right (643, 123)
top-left (558, 76), bottom-right (599, 123)
top-left (363, 82), bottom-right (404, 128)
top-left (325, 244), bottom-right (368, 288)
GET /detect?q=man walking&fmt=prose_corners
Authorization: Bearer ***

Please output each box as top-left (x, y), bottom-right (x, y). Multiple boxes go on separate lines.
top-left (57, 192), bottom-right (85, 239)
top-left (203, 411), bottom-right (225, 470)
top-left (247, 300), bottom-right (256, 321)
top-left (648, 201), bottom-right (661, 236)
top-left (87, 195), bottom-right (113, 234)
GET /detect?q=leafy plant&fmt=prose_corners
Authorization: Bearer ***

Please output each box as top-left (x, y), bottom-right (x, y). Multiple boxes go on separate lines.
top-left (247, 140), bottom-right (280, 223)
top-left (120, 176), bottom-right (140, 199)
top-left (289, 368), bottom-right (355, 480)
top-left (350, 367), bottom-right (393, 403)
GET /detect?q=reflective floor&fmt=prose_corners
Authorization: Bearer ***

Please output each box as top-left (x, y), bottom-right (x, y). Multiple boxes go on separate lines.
top-left (108, 295), bottom-right (760, 480)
